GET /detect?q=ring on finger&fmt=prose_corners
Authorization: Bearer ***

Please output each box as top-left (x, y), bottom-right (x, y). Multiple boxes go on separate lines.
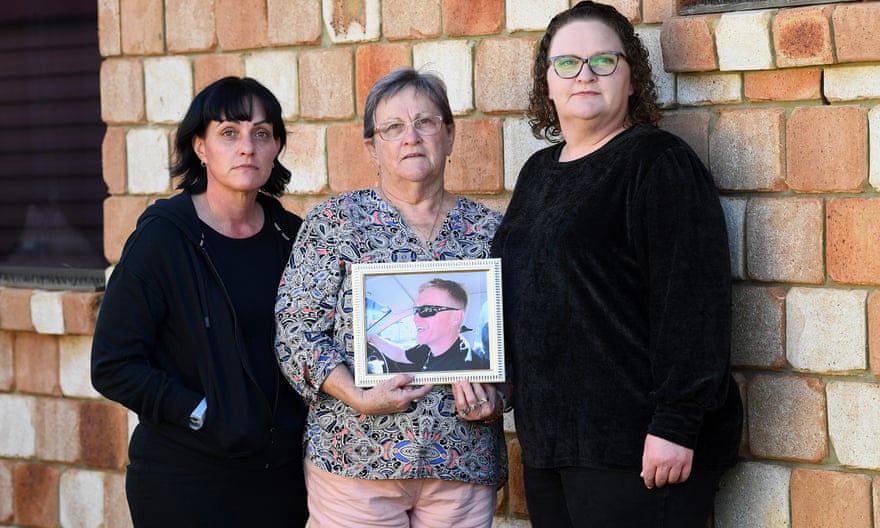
top-left (475, 398), bottom-right (488, 406)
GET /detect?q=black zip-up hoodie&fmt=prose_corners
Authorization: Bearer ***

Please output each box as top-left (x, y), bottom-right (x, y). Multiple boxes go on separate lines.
top-left (91, 191), bottom-right (304, 465)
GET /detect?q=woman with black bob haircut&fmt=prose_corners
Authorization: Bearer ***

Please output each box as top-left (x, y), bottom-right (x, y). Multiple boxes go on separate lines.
top-left (173, 75), bottom-right (292, 196)
top-left (92, 76), bottom-right (308, 526)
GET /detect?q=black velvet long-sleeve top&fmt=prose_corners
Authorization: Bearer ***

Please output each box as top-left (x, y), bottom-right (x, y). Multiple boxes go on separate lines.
top-left (491, 124), bottom-right (742, 471)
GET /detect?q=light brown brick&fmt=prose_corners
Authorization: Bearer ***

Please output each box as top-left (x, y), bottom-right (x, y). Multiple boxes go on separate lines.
top-left (827, 198), bottom-right (880, 285)
top-left (103, 196), bottom-right (151, 265)
top-left (166, 0), bottom-right (216, 52)
top-left (0, 460), bottom-right (11, 523)
top-left (660, 15), bottom-right (718, 73)
top-left (356, 44), bottom-right (411, 116)
top-left (100, 59), bottom-right (145, 125)
top-left (194, 54), bottom-right (245, 93)
top-left (748, 375), bottom-right (827, 462)
top-left (506, 438), bottom-right (528, 516)
top-left (604, 0), bottom-right (641, 23)
top-left (80, 402), bottom-right (129, 470)
top-left (746, 197), bottom-right (824, 284)
top-left (474, 38), bottom-right (535, 113)
top-left (383, 0), bottom-right (441, 41)
top-left (642, 0), bottom-right (676, 24)
top-left (731, 285), bottom-right (786, 369)
top-left (216, 0), bottom-right (268, 51)
top-left (660, 110), bottom-right (710, 167)
top-left (710, 108), bottom-right (786, 192)
top-left (791, 469), bottom-right (871, 528)
top-left (870, 291), bottom-right (880, 378)
top-left (0, 288), bottom-right (34, 332)
top-left (35, 398), bottom-right (80, 463)
top-left (98, 0), bottom-right (121, 56)
top-left (833, 3), bottom-right (880, 63)
top-left (102, 127), bottom-right (126, 195)
top-left (61, 293), bottom-right (102, 336)
top-left (268, 0), bottom-right (321, 45)
top-left (105, 472), bottom-right (132, 528)
top-left (14, 334), bottom-right (60, 396)
top-left (14, 463), bottom-right (59, 528)
top-left (299, 48), bottom-right (355, 120)
top-left (327, 123), bottom-right (376, 193)
top-left (442, 0), bottom-right (503, 36)
top-left (120, 0), bottom-right (164, 55)
top-left (0, 331), bottom-right (11, 392)
top-left (773, 6), bottom-right (833, 68)
top-left (445, 118), bottom-right (503, 194)
top-left (744, 68), bottom-right (822, 102)
top-left (787, 106), bottom-right (867, 192)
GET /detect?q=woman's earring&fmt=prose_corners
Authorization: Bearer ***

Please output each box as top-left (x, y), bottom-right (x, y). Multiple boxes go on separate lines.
top-left (200, 160), bottom-right (206, 167)
top-left (447, 157), bottom-right (452, 164)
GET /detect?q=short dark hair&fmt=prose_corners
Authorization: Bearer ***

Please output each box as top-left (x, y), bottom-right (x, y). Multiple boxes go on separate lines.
top-left (172, 76), bottom-right (291, 197)
top-left (529, 1), bottom-right (662, 142)
top-left (419, 278), bottom-right (468, 309)
top-left (363, 67), bottom-right (455, 140)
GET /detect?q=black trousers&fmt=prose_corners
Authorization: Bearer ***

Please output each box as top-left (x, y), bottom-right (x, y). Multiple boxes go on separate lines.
top-left (523, 465), bottom-right (725, 528)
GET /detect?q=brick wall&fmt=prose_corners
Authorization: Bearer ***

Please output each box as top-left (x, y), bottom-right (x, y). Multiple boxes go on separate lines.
top-left (2, 0), bottom-right (880, 525)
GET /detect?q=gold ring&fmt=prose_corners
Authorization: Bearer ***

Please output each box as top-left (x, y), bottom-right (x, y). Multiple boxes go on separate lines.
top-left (475, 398), bottom-right (488, 406)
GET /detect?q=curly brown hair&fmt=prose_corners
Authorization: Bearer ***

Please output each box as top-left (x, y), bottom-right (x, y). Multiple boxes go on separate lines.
top-left (528, 1), bottom-right (662, 142)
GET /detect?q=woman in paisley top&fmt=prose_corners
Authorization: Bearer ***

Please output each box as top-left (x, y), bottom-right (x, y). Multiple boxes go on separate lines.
top-left (274, 68), bottom-right (507, 528)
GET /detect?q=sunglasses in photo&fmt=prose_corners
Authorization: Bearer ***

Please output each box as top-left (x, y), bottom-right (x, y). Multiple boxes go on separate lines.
top-left (413, 305), bottom-right (461, 318)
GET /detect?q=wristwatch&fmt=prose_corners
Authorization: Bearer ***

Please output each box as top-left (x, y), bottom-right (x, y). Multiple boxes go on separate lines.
top-left (188, 397), bottom-right (207, 430)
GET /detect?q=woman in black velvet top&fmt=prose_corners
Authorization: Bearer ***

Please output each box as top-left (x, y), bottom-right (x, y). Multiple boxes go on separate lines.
top-left (490, 2), bottom-right (743, 527)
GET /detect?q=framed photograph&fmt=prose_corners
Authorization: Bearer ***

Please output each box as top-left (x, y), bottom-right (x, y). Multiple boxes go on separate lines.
top-left (352, 258), bottom-right (505, 387)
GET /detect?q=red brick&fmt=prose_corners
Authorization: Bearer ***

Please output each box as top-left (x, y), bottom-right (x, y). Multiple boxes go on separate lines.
top-left (35, 398), bottom-right (80, 463)
top-left (660, 15), bottom-right (718, 72)
top-left (103, 196), bottom-right (151, 264)
top-left (268, 0), bottom-right (321, 45)
top-left (383, 0), bottom-right (441, 41)
top-left (14, 333), bottom-right (60, 396)
top-left (280, 195), bottom-right (330, 220)
top-left (827, 198), bottom-right (880, 286)
top-left (216, 0), bottom-right (268, 51)
top-left (80, 402), bottom-right (130, 470)
top-left (746, 197), bottom-right (824, 284)
top-left (772, 6), bottom-right (833, 68)
top-left (0, 331), bottom-right (11, 392)
top-left (194, 54), bottom-right (245, 93)
top-left (102, 127), bottom-right (126, 195)
top-left (604, 0), bottom-right (641, 23)
top-left (475, 38), bottom-right (536, 113)
top-left (791, 469), bottom-right (871, 528)
top-left (868, 291), bottom-right (880, 378)
top-left (642, 0), bottom-right (676, 24)
top-left (748, 375), bottom-right (827, 462)
top-left (445, 119), bottom-right (503, 194)
top-left (833, 3), bottom-right (880, 63)
top-left (98, 0), bottom-right (121, 56)
top-left (660, 110), bottom-right (710, 167)
top-left (166, 0), bottom-right (216, 52)
top-left (442, 0), bottom-right (503, 36)
top-left (61, 292), bottom-right (102, 336)
top-left (0, 288), bottom-right (33, 332)
top-left (119, 0), bottom-right (164, 55)
top-left (300, 48), bottom-right (355, 120)
top-left (0, 460), bottom-right (11, 523)
top-left (327, 123), bottom-right (376, 193)
top-left (100, 59), bottom-right (145, 125)
top-left (710, 108), bottom-right (786, 192)
top-left (786, 106), bottom-right (866, 192)
top-left (356, 44), bottom-right (412, 116)
top-left (744, 68), bottom-right (822, 102)
top-left (14, 463), bottom-right (59, 528)
top-left (506, 438), bottom-right (528, 516)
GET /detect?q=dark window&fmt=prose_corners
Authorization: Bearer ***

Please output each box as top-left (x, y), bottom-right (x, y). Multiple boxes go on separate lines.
top-left (0, 2), bottom-right (106, 290)
top-left (680, 0), bottom-right (856, 15)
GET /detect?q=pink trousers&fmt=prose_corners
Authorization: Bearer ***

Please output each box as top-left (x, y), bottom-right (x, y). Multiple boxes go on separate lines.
top-left (304, 460), bottom-right (497, 528)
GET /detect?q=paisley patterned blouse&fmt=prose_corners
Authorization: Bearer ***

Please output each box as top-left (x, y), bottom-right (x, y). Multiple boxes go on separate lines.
top-left (274, 189), bottom-right (507, 486)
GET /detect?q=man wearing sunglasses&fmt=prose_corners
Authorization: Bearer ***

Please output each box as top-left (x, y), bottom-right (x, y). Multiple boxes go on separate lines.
top-left (368, 278), bottom-right (489, 372)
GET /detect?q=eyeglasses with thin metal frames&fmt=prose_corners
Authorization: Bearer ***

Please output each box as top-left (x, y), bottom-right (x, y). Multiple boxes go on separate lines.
top-left (413, 305), bottom-right (461, 318)
top-left (374, 115), bottom-right (445, 141)
top-left (548, 52), bottom-right (626, 79)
